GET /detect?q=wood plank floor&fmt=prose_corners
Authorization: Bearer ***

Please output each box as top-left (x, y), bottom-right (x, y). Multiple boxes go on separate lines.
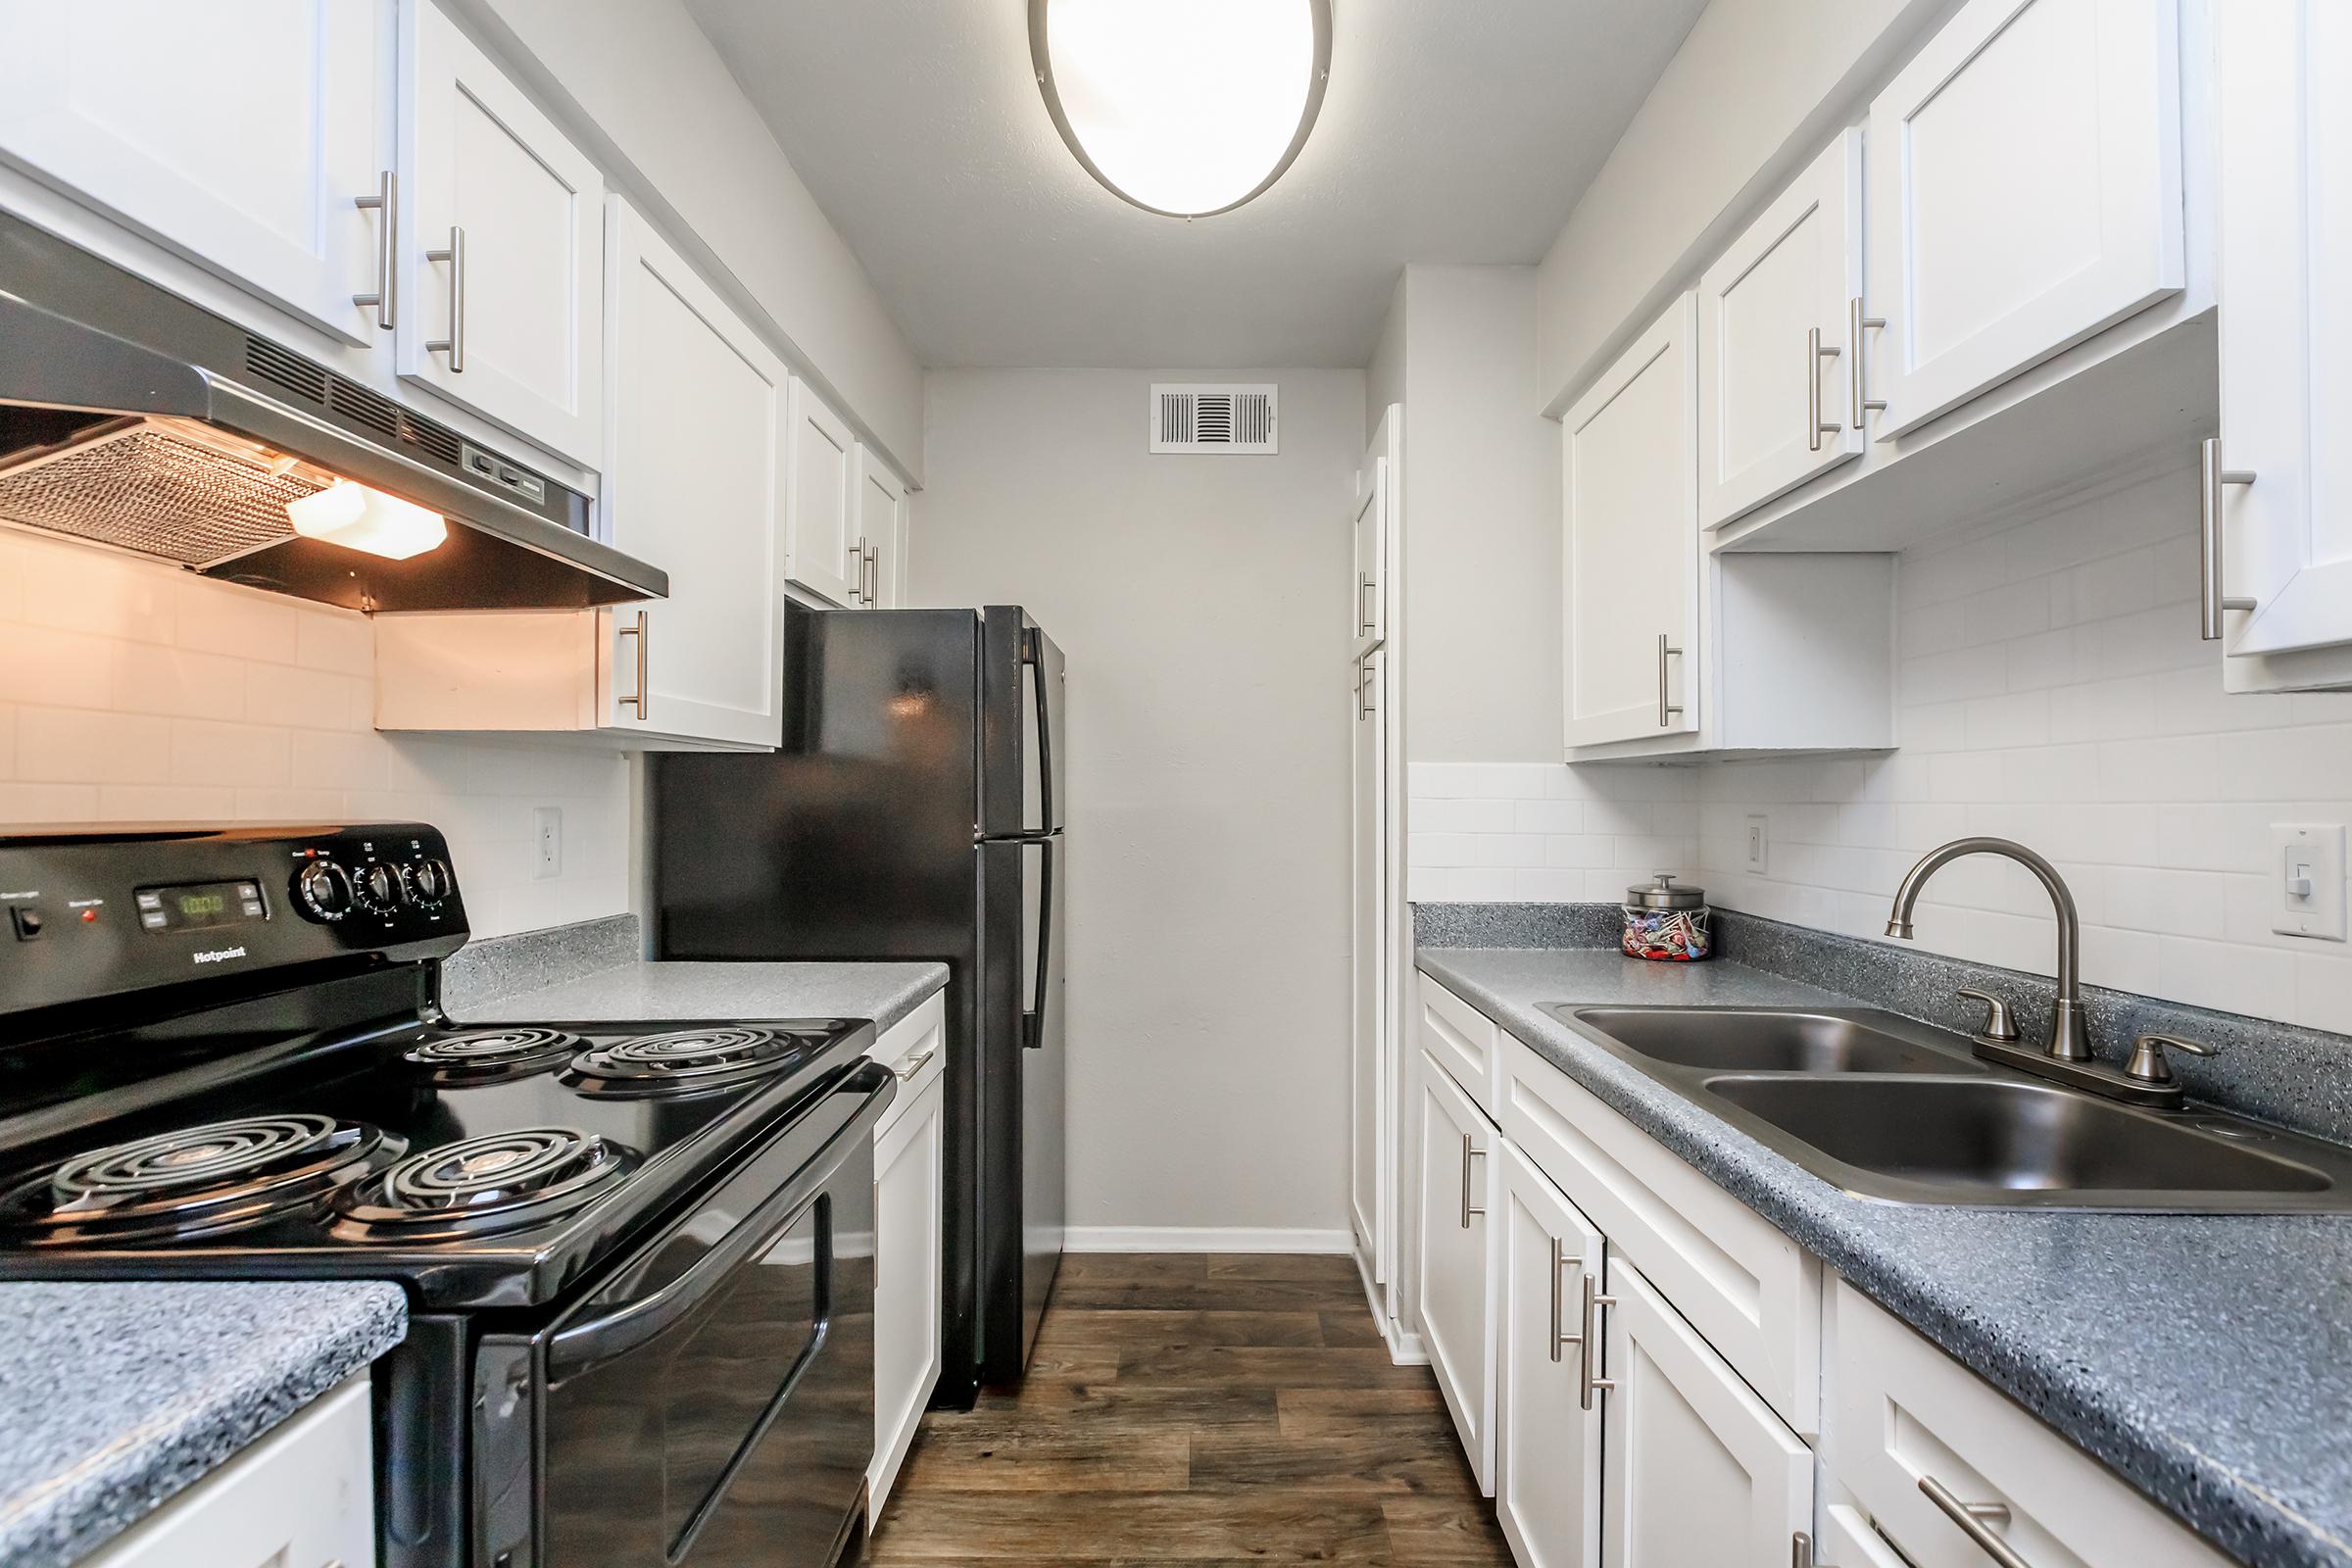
top-left (867, 1253), bottom-right (1511, 1566)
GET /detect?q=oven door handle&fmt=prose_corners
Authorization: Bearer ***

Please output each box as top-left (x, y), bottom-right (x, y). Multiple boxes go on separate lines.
top-left (544, 1062), bottom-right (895, 1379)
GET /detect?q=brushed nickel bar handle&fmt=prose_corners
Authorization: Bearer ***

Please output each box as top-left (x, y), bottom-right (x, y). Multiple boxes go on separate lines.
top-left (1918, 1475), bottom-right (2030, 1568)
top-left (889, 1047), bottom-right (937, 1082)
top-left (352, 171), bottom-right (396, 329)
top-left (1808, 325), bottom-right (1842, 451)
top-left (1457, 1134), bottom-right (1486, 1226)
top-left (617, 611), bottom-right (649, 719)
top-left (424, 225), bottom-right (465, 372)
top-left (1656, 633), bottom-right (1685, 727)
top-left (2199, 437), bottom-right (2259, 641)
top-left (1579, 1271), bottom-right (1616, 1409)
top-left (1790, 1532), bottom-right (1813, 1568)
top-left (866, 542), bottom-right (881, 607)
top-left (847, 536), bottom-right (865, 605)
top-left (1358, 572), bottom-right (1377, 636)
top-left (1549, 1239), bottom-right (1587, 1364)
top-left (1850, 296), bottom-right (1887, 428)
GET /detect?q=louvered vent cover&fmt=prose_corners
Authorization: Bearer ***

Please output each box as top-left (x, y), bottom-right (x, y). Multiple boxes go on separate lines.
top-left (1150, 384), bottom-right (1278, 455)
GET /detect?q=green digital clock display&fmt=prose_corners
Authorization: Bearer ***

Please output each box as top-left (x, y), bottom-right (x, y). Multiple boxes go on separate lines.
top-left (177, 892), bottom-right (227, 918)
top-left (136, 880), bottom-right (268, 934)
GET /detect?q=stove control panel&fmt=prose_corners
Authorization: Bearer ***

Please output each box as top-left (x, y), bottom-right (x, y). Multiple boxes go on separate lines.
top-left (0, 824), bottom-right (467, 1018)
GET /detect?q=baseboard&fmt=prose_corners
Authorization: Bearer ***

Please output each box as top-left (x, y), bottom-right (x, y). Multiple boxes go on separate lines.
top-left (1389, 1331), bottom-right (1430, 1366)
top-left (1063, 1226), bottom-right (1356, 1254)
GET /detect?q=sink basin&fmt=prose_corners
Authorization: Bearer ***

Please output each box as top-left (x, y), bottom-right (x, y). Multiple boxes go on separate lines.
top-left (1542, 1003), bottom-right (2352, 1210)
top-left (1705, 1076), bottom-right (2333, 1201)
top-left (1565, 1007), bottom-right (1965, 1074)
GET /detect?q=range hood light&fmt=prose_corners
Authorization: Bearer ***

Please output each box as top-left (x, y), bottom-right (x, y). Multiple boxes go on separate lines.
top-left (286, 480), bottom-right (449, 562)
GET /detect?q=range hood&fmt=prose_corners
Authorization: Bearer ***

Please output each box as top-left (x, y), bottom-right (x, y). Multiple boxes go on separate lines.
top-left (0, 211), bottom-right (665, 612)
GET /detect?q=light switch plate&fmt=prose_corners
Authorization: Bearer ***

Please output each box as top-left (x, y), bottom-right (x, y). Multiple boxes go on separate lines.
top-left (2272, 822), bottom-right (2346, 941)
top-left (1743, 814), bottom-right (1769, 873)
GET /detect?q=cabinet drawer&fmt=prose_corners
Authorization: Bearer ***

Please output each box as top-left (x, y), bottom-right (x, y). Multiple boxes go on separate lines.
top-left (1418, 976), bottom-right (1500, 1113)
top-left (81, 1375), bottom-right (372, 1568)
top-left (1497, 1031), bottom-right (1819, 1435)
top-left (1827, 1281), bottom-right (2230, 1568)
top-left (871, 991), bottom-right (947, 1077)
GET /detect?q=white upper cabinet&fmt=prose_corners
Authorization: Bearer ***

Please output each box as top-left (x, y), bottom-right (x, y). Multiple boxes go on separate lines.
top-left (1563, 295), bottom-right (1700, 749)
top-left (0, 0), bottom-right (388, 347)
top-left (598, 196), bottom-right (788, 748)
top-left (399, 0), bottom-right (605, 466)
top-left (853, 448), bottom-right (909, 610)
top-left (2214, 0), bottom-right (2352, 689)
top-left (1865, 0), bottom-right (2184, 439)
top-left (786, 379), bottom-right (859, 606)
top-left (1698, 130), bottom-right (1865, 529)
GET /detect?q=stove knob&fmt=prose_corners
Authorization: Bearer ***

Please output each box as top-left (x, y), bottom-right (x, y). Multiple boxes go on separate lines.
top-left (294, 861), bottom-right (354, 922)
top-left (412, 858), bottom-right (454, 906)
top-left (356, 861), bottom-right (412, 913)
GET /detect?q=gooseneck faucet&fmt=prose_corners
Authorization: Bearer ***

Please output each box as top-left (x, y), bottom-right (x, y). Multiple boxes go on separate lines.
top-left (1885, 836), bottom-right (2092, 1062)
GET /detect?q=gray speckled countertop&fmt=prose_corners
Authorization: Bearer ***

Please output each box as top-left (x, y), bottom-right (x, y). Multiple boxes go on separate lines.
top-left (1419, 947), bottom-right (2352, 1568)
top-left (0, 1281), bottom-right (404, 1568)
top-left (458, 959), bottom-right (949, 1038)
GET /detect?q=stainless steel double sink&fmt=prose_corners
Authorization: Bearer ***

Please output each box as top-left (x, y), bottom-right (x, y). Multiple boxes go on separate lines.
top-left (1544, 1005), bottom-right (2352, 1212)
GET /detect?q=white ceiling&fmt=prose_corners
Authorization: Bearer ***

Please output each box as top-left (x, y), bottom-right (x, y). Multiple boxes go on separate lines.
top-left (684, 0), bottom-right (1708, 368)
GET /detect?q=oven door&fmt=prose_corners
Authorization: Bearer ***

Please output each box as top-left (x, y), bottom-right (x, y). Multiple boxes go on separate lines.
top-left (474, 1062), bottom-right (891, 1568)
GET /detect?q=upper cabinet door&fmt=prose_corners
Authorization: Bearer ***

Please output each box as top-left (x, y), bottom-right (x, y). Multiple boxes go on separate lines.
top-left (600, 197), bottom-right (787, 749)
top-left (786, 380), bottom-right (859, 606)
top-left (2215, 1), bottom-right (2352, 669)
top-left (1698, 130), bottom-right (1864, 529)
top-left (1562, 295), bottom-right (1699, 749)
top-left (853, 448), bottom-right (908, 610)
top-left (399, 0), bottom-right (604, 466)
top-left (0, 0), bottom-right (386, 347)
top-left (1866, 0), bottom-right (2183, 438)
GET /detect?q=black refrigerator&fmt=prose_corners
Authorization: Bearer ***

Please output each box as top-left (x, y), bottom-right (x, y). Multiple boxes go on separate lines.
top-left (647, 603), bottom-right (1065, 1404)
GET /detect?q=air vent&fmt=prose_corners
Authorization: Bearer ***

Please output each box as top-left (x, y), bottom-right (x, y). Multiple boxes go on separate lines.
top-left (244, 337), bottom-right (328, 405)
top-left (1150, 383), bottom-right (1278, 455)
top-left (326, 375), bottom-right (399, 439)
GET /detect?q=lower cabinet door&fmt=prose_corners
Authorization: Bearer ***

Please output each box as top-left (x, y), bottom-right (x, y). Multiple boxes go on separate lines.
top-left (870, 1058), bottom-right (945, 1514)
top-left (1600, 1255), bottom-right (1812, 1568)
top-left (1415, 1051), bottom-right (1497, 1493)
top-left (1495, 1139), bottom-right (1603, 1568)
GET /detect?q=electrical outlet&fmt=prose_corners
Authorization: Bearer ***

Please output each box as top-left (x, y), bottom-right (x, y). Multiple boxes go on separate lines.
top-left (2273, 822), bottom-right (2346, 941)
top-left (1743, 814), bottom-right (1769, 873)
top-left (532, 807), bottom-right (563, 881)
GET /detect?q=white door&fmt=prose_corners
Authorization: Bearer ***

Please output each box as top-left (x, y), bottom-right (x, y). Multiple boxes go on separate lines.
top-left (1600, 1255), bottom-right (1813, 1568)
top-left (598, 198), bottom-right (787, 749)
top-left (399, 0), bottom-right (604, 465)
top-left (786, 379), bottom-right (859, 605)
top-left (1353, 454), bottom-right (1387, 642)
top-left (2214, 0), bottom-right (2352, 674)
top-left (1699, 130), bottom-right (1864, 528)
top-left (0, 0), bottom-right (387, 347)
top-left (1495, 1141), bottom-right (1603, 1568)
top-left (1865, 0), bottom-right (2184, 438)
top-left (1416, 1053), bottom-right (1496, 1494)
top-left (853, 449), bottom-right (908, 609)
top-left (871, 1054), bottom-right (944, 1513)
top-left (1563, 295), bottom-right (1699, 749)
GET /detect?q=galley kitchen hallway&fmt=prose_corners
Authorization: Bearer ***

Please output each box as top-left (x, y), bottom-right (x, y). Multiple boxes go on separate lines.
top-left (867, 1253), bottom-right (1510, 1565)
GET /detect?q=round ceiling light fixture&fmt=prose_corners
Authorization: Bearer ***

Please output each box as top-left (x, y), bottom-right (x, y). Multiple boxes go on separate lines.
top-left (1029, 0), bottom-right (1333, 219)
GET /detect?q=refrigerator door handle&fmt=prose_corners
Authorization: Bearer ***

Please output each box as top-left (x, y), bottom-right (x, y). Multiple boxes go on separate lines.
top-left (1023, 836), bottom-right (1054, 1050)
top-left (1024, 625), bottom-right (1055, 837)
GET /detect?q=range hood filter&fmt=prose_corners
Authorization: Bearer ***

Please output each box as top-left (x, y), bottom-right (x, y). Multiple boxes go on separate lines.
top-left (0, 418), bottom-right (331, 567)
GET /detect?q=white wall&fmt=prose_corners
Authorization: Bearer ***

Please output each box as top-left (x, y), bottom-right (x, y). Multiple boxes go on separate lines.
top-left (1393, 267), bottom-right (1563, 763)
top-left (1535, 0), bottom-right (1942, 412)
top-left (454, 0), bottom-right (926, 481)
top-left (910, 368), bottom-right (1363, 1239)
top-left (0, 531), bottom-right (629, 940)
top-left (1366, 271), bottom-right (1407, 447)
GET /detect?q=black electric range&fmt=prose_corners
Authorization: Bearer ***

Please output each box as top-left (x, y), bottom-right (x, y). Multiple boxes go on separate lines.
top-left (0, 824), bottom-right (891, 1568)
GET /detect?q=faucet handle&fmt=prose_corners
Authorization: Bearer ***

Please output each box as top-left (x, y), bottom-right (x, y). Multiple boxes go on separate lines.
top-left (1956, 989), bottom-right (2021, 1044)
top-left (2126, 1033), bottom-right (2219, 1086)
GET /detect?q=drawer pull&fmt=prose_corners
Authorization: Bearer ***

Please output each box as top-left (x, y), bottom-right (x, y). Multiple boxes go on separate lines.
top-left (889, 1047), bottom-right (937, 1082)
top-left (1920, 1474), bottom-right (2030, 1568)
top-left (1548, 1238), bottom-right (1585, 1363)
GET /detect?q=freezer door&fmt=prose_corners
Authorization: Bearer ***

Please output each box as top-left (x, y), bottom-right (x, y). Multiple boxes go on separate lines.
top-left (981, 607), bottom-right (1065, 838)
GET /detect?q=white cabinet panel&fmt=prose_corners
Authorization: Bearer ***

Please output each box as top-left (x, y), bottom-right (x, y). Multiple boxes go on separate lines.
top-left (2214, 0), bottom-right (2352, 680)
top-left (1495, 1140), bottom-right (1602, 1568)
top-left (1416, 1051), bottom-right (1497, 1494)
top-left (853, 448), bottom-right (907, 609)
top-left (1418, 978), bottom-right (1500, 1115)
top-left (870, 1000), bottom-right (945, 1515)
top-left (1866, 0), bottom-right (2183, 437)
top-left (1699, 130), bottom-right (1864, 528)
top-left (599, 197), bottom-right (787, 748)
top-left (0, 0), bottom-right (386, 347)
top-left (1350, 640), bottom-right (1387, 1273)
top-left (1563, 295), bottom-right (1698, 748)
top-left (1600, 1256), bottom-right (1812, 1568)
top-left (786, 379), bottom-right (858, 605)
top-left (399, 0), bottom-right (604, 465)
top-left (79, 1377), bottom-right (372, 1568)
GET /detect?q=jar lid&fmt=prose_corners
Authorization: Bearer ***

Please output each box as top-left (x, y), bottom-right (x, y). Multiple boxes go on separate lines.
top-left (1626, 872), bottom-right (1704, 910)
